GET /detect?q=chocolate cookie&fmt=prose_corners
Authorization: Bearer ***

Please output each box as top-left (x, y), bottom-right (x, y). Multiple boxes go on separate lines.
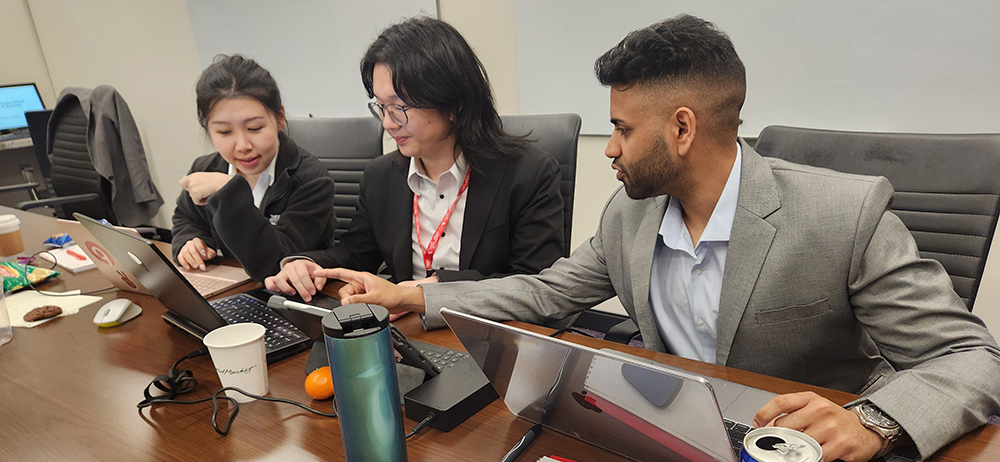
top-left (23, 305), bottom-right (63, 322)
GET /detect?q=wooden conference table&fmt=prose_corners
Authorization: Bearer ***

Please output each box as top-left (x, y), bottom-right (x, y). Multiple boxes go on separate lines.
top-left (0, 206), bottom-right (997, 461)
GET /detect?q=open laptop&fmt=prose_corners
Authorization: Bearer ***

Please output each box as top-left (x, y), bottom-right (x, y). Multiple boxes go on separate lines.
top-left (73, 213), bottom-right (311, 363)
top-left (441, 308), bottom-right (777, 462)
top-left (0, 83), bottom-right (45, 148)
top-left (57, 218), bottom-right (252, 298)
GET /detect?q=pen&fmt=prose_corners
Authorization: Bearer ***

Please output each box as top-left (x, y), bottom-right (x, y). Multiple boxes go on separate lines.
top-left (281, 298), bottom-right (332, 316)
top-left (501, 422), bottom-right (543, 462)
top-left (66, 249), bottom-right (87, 261)
top-left (267, 295), bottom-right (332, 317)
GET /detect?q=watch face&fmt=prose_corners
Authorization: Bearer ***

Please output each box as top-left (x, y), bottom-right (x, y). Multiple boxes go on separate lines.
top-left (862, 404), bottom-right (899, 428)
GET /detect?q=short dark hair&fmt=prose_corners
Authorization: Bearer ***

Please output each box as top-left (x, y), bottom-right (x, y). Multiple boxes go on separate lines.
top-left (360, 17), bottom-right (527, 171)
top-left (595, 15), bottom-right (746, 140)
top-left (195, 54), bottom-right (283, 130)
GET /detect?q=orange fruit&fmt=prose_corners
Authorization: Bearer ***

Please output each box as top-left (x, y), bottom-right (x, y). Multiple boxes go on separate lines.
top-left (304, 366), bottom-right (334, 400)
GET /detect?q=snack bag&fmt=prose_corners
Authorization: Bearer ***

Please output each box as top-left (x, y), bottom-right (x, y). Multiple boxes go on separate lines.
top-left (0, 261), bottom-right (61, 293)
top-left (43, 233), bottom-right (74, 248)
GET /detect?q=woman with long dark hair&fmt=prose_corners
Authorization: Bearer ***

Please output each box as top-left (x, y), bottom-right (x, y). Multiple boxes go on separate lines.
top-left (172, 54), bottom-right (336, 281)
top-left (266, 17), bottom-right (564, 310)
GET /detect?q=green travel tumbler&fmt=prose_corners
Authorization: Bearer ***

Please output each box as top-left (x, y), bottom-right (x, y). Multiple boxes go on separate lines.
top-left (323, 303), bottom-right (407, 461)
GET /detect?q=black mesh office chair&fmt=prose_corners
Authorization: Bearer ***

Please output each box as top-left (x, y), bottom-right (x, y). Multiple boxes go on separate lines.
top-left (17, 101), bottom-right (109, 219)
top-left (0, 110), bottom-right (53, 201)
top-left (501, 113), bottom-right (582, 257)
top-left (496, 114), bottom-right (586, 334)
top-left (755, 125), bottom-right (1000, 311)
top-left (22, 109), bottom-right (54, 200)
top-left (285, 116), bottom-right (384, 243)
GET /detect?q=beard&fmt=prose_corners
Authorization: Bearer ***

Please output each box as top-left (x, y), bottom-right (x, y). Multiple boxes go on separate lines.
top-left (616, 134), bottom-right (680, 199)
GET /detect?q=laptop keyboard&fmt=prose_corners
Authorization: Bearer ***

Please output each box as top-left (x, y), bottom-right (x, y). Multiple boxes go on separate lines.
top-left (0, 130), bottom-right (30, 142)
top-left (724, 418), bottom-right (752, 453)
top-left (185, 272), bottom-right (231, 296)
top-left (211, 294), bottom-right (308, 351)
top-left (417, 345), bottom-right (471, 370)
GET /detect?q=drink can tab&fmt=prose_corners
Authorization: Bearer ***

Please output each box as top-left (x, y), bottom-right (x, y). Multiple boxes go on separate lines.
top-left (740, 427), bottom-right (823, 462)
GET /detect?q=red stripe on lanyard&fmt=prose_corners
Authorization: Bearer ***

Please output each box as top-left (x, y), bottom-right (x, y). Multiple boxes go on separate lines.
top-left (414, 168), bottom-right (471, 274)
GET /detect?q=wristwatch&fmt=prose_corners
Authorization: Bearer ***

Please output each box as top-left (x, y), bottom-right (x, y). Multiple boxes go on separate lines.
top-left (850, 402), bottom-right (901, 457)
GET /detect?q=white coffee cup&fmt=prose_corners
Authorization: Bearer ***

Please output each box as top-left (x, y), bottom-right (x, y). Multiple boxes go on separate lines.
top-left (0, 215), bottom-right (24, 258)
top-left (203, 323), bottom-right (268, 403)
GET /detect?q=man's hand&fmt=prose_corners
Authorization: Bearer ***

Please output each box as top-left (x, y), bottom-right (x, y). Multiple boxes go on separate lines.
top-left (753, 392), bottom-right (883, 462)
top-left (177, 237), bottom-right (216, 271)
top-left (264, 259), bottom-right (325, 302)
top-left (179, 172), bottom-right (231, 205)
top-left (389, 276), bottom-right (438, 320)
top-left (316, 268), bottom-right (426, 314)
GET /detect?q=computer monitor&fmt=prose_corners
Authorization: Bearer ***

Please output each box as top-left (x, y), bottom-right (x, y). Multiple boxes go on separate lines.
top-left (0, 83), bottom-right (46, 132)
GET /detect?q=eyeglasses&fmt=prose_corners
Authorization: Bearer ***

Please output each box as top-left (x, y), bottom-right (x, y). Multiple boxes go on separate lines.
top-left (368, 101), bottom-right (414, 126)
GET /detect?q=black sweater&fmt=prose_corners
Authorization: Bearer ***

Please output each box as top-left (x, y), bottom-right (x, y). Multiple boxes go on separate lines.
top-left (171, 132), bottom-right (336, 281)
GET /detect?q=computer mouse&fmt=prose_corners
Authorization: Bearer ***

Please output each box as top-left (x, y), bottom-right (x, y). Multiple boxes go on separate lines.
top-left (93, 298), bottom-right (142, 327)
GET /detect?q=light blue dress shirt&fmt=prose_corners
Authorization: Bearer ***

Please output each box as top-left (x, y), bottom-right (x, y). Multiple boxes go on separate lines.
top-left (648, 144), bottom-right (742, 363)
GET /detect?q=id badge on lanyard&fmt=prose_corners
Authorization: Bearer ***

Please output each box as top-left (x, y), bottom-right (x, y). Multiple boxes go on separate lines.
top-left (414, 169), bottom-right (471, 275)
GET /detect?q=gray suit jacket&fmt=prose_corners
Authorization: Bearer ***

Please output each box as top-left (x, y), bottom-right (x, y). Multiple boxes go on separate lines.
top-left (422, 140), bottom-right (1000, 457)
top-left (53, 86), bottom-right (163, 226)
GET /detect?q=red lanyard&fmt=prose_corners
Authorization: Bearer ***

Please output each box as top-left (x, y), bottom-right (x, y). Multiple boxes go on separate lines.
top-left (414, 169), bottom-right (471, 274)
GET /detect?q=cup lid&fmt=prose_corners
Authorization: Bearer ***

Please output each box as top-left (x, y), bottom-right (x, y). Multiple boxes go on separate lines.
top-left (0, 215), bottom-right (19, 234)
top-left (322, 303), bottom-right (389, 339)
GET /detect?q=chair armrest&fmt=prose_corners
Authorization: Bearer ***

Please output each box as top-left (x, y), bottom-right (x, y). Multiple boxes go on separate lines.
top-left (0, 182), bottom-right (39, 194)
top-left (17, 193), bottom-right (101, 211)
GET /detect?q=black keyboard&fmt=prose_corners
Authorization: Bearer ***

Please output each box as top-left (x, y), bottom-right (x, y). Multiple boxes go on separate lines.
top-left (0, 130), bottom-right (30, 142)
top-left (416, 343), bottom-right (471, 370)
top-left (211, 294), bottom-right (308, 351)
top-left (724, 418), bottom-right (752, 453)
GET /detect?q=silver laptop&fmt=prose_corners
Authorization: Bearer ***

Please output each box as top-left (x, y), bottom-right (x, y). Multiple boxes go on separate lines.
top-left (58, 218), bottom-right (251, 297)
top-left (440, 308), bottom-right (777, 462)
top-left (73, 213), bottom-right (310, 363)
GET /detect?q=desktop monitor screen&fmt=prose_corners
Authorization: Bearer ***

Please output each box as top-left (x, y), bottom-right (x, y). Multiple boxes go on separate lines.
top-left (0, 83), bottom-right (45, 131)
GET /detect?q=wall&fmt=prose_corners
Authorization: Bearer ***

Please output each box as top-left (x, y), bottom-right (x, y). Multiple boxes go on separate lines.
top-left (185, 0), bottom-right (436, 120)
top-left (439, 0), bottom-right (628, 316)
top-left (0, 0), bottom-right (56, 106)
top-left (25, 0), bottom-right (208, 228)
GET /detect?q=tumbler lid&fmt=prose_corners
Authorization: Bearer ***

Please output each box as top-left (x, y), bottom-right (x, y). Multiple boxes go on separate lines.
top-left (322, 303), bottom-right (390, 339)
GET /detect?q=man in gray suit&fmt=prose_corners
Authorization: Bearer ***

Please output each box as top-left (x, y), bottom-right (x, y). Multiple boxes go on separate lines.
top-left (291, 14), bottom-right (1000, 461)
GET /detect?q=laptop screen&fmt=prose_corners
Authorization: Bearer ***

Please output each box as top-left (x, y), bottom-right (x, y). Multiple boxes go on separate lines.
top-left (0, 83), bottom-right (45, 131)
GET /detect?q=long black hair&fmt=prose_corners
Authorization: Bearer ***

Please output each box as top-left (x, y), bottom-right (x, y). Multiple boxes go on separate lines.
top-left (195, 54), bottom-right (283, 130)
top-left (361, 17), bottom-right (527, 172)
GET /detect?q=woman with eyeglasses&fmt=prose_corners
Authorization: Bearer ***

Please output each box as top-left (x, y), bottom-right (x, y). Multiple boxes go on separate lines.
top-left (265, 17), bottom-right (564, 314)
top-left (172, 54), bottom-right (337, 281)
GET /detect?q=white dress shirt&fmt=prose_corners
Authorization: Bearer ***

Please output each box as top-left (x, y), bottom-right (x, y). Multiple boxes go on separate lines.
top-left (648, 144), bottom-right (742, 363)
top-left (227, 149), bottom-right (277, 209)
top-left (407, 154), bottom-right (468, 280)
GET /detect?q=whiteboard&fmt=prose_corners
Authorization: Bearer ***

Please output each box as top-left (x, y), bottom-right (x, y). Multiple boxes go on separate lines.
top-left (516, 0), bottom-right (1000, 136)
top-left (186, 0), bottom-right (436, 119)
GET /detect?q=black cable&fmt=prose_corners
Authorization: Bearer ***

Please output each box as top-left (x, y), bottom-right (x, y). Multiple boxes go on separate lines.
top-left (405, 412), bottom-right (436, 439)
top-left (13, 250), bottom-right (116, 297)
top-left (137, 348), bottom-right (337, 436)
top-left (136, 347), bottom-right (209, 407)
top-left (548, 312), bottom-right (583, 338)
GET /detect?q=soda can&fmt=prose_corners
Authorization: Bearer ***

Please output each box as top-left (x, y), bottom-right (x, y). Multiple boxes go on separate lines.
top-left (740, 427), bottom-right (823, 462)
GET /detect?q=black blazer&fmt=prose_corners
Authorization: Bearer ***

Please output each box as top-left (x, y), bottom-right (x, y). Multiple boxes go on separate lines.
top-left (302, 144), bottom-right (564, 282)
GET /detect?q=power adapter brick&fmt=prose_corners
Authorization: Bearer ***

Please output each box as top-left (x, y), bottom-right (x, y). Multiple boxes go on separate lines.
top-left (403, 359), bottom-right (499, 431)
